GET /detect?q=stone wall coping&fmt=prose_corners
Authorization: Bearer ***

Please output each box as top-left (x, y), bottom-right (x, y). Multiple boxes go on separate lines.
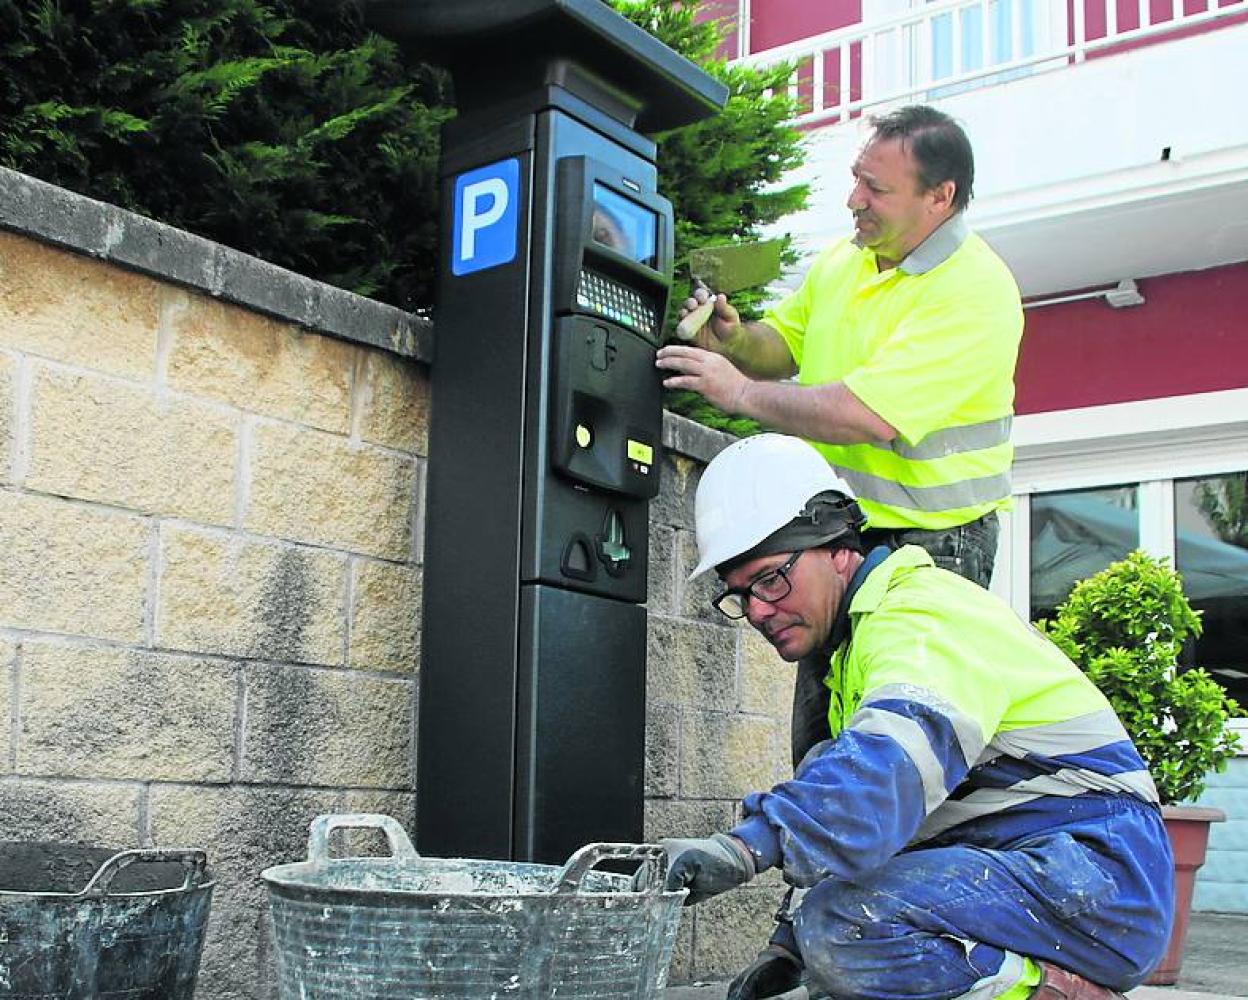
top-left (0, 166), bottom-right (736, 465)
top-left (0, 166), bottom-right (432, 362)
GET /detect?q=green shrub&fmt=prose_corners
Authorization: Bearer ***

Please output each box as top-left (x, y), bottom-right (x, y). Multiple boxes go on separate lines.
top-left (1037, 550), bottom-right (1241, 804)
top-left (2, 0), bottom-right (808, 337)
top-left (1, 0), bottom-right (451, 311)
top-left (612, 0), bottom-right (807, 436)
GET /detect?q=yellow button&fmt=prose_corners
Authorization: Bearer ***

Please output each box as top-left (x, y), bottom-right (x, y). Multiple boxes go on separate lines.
top-left (627, 439), bottom-right (653, 465)
top-left (575, 424), bottom-right (593, 448)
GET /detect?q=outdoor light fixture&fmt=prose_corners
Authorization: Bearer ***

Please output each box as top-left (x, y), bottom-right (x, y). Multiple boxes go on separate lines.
top-left (1023, 278), bottom-right (1146, 311)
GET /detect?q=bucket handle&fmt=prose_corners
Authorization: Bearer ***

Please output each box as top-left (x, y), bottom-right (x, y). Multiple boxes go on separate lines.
top-left (80, 848), bottom-right (209, 897)
top-left (553, 843), bottom-right (669, 896)
top-left (306, 813), bottom-right (419, 866)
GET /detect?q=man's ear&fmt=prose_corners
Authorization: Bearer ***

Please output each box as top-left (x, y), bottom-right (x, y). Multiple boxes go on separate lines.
top-left (830, 547), bottom-right (858, 574)
top-left (927, 179), bottom-right (956, 214)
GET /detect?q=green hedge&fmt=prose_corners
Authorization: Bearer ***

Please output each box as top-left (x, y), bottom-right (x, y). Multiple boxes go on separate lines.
top-left (3, 1), bottom-right (803, 329)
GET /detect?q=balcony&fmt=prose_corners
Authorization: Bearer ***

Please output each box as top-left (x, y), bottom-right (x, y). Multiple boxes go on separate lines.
top-left (738, 1), bottom-right (1248, 297)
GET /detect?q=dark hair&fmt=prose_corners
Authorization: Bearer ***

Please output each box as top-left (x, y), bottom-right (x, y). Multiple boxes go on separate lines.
top-left (869, 105), bottom-right (974, 211)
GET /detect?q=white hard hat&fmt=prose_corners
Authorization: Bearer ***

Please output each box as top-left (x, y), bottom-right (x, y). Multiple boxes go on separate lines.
top-left (690, 434), bottom-right (861, 579)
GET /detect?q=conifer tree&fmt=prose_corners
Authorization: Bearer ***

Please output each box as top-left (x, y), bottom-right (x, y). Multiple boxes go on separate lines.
top-left (0, 0), bottom-right (450, 311)
top-left (2, 0), bottom-right (805, 368)
top-left (613, 0), bottom-right (807, 434)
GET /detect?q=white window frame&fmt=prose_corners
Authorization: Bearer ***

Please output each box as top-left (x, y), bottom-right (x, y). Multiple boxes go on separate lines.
top-left (995, 387), bottom-right (1248, 746)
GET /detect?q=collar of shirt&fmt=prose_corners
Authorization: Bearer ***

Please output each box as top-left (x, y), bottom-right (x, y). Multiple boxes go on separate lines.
top-left (825, 544), bottom-right (893, 652)
top-left (852, 212), bottom-right (969, 276)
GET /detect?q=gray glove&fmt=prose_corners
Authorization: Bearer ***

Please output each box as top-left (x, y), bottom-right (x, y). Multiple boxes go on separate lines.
top-left (660, 833), bottom-right (756, 905)
top-left (726, 944), bottom-right (804, 1000)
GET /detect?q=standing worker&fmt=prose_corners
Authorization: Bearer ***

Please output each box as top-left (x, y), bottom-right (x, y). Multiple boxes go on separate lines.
top-left (656, 104), bottom-right (1021, 590)
top-left (657, 103), bottom-right (1024, 769)
top-left (660, 434), bottom-right (1173, 1000)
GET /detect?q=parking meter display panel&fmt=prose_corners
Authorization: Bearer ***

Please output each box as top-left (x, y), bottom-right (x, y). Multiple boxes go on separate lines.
top-left (553, 156), bottom-right (672, 347)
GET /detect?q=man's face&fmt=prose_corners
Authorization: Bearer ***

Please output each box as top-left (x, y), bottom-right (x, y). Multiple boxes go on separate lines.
top-left (847, 136), bottom-right (952, 266)
top-left (719, 548), bottom-right (847, 661)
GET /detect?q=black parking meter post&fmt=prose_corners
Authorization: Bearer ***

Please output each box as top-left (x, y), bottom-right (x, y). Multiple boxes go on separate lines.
top-left (364, 0), bottom-right (726, 864)
top-left (364, 0), bottom-right (728, 863)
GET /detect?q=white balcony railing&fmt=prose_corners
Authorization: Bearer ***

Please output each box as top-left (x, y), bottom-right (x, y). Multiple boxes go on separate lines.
top-left (734, 0), bottom-right (1246, 128)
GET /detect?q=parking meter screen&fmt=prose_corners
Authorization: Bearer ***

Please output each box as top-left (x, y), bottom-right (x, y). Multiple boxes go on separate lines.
top-left (591, 184), bottom-right (658, 269)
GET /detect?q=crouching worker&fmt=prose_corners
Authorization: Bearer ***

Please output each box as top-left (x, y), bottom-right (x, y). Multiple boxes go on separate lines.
top-left (661, 434), bottom-right (1173, 1000)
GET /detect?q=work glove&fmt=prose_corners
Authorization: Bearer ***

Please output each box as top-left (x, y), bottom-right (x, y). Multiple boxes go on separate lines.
top-left (726, 943), bottom-right (804, 1000)
top-left (659, 833), bottom-right (756, 905)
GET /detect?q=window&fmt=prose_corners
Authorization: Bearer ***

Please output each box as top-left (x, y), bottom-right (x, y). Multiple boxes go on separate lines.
top-left (1029, 484), bottom-right (1139, 622)
top-left (1007, 389), bottom-right (1248, 734)
top-left (1176, 473), bottom-right (1248, 708)
top-left (1017, 471), bottom-right (1248, 717)
top-left (926, 0), bottom-right (1066, 98)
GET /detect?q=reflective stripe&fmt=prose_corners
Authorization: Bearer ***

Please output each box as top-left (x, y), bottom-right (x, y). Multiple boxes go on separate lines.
top-left (992, 710), bottom-right (1130, 758)
top-left (915, 787), bottom-right (1048, 841)
top-left (914, 768), bottom-right (1159, 841)
top-left (871, 415), bottom-right (1013, 461)
top-left (1047, 766), bottom-right (1159, 802)
top-left (956, 950), bottom-right (1027, 1000)
top-left (840, 468), bottom-right (1012, 512)
top-left (850, 707), bottom-right (950, 815)
top-left (865, 683), bottom-right (986, 773)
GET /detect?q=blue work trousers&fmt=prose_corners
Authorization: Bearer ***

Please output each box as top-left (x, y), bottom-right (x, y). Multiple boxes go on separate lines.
top-left (786, 798), bottom-right (1173, 1000)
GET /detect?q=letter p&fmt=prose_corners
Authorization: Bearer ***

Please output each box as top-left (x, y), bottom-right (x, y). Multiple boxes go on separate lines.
top-left (459, 178), bottom-right (509, 262)
top-left (451, 158), bottom-right (520, 276)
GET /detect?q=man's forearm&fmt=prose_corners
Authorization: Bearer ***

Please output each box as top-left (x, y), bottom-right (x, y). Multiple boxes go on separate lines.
top-left (736, 379), bottom-right (896, 445)
top-left (721, 321), bottom-right (798, 380)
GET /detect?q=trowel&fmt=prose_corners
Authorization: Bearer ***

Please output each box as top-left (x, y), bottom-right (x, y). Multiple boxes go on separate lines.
top-left (674, 238), bottom-right (785, 340)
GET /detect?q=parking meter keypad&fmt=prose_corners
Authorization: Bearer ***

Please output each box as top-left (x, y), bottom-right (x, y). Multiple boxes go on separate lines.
top-left (576, 270), bottom-right (658, 338)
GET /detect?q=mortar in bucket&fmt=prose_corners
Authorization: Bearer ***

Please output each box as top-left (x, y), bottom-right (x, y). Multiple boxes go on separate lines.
top-left (262, 813), bottom-right (687, 999)
top-left (0, 841), bottom-right (214, 998)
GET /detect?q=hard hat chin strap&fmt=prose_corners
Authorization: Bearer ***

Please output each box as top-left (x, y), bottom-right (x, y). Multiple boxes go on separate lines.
top-left (802, 493), bottom-right (866, 534)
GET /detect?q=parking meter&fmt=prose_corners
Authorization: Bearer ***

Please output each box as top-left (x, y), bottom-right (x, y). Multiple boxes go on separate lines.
top-left (366, 0), bottom-right (726, 863)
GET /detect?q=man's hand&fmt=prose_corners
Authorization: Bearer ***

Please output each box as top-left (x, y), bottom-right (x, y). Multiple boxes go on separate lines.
top-left (678, 287), bottom-right (744, 352)
top-left (655, 345), bottom-right (750, 414)
top-left (726, 944), bottom-right (804, 1000)
top-left (660, 833), bottom-right (756, 905)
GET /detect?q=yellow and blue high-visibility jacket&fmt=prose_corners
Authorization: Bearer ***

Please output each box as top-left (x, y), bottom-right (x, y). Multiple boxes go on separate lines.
top-left (731, 546), bottom-right (1161, 888)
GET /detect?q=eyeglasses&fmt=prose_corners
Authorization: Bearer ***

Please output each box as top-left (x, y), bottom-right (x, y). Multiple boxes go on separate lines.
top-left (712, 550), bottom-right (805, 620)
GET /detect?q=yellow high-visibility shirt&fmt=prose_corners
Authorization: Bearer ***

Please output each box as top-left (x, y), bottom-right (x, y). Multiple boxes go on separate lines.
top-left (764, 215), bottom-right (1023, 530)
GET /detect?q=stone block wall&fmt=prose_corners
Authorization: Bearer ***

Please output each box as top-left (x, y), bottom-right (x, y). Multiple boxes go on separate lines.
top-left (0, 168), bottom-right (787, 996)
top-left (0, 199), bottom-right (428, 998)
top-left (644, 432), bottom-right (796, 982)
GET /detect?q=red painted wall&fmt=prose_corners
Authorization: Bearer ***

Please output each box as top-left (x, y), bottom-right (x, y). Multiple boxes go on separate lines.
top-left (696, 0), bottom-right (742, 60)
top-left (1071, 0), bottom-right (1248, 56)
top-left (1015, 262), bottom-right (1248, 414)
top-left (749, 0), bottom-right (860, 52)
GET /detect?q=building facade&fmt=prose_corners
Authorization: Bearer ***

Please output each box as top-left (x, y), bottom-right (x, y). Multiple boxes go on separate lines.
top-left (720, 0), bottom-right (1248, 910)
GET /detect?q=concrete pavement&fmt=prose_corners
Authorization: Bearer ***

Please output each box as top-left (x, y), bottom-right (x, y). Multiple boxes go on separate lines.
top-left (663, 911), bottom-right (1247, 1000)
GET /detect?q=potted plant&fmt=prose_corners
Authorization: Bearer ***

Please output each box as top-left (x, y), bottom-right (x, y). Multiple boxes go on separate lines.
top-left (1037, 550), bottom-right (1242, 985)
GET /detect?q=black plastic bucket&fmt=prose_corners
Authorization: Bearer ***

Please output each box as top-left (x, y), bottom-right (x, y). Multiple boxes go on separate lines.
top-left (0, 841), bottom-right (214, 999)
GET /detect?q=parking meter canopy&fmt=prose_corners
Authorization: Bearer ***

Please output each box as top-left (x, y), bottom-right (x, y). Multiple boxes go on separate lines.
top-left (361, 0), bottom-right (727, 132)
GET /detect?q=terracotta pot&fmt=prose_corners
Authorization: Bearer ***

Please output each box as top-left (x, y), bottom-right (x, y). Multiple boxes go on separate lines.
top-left (1145, 804), bottom-right (1226, 986)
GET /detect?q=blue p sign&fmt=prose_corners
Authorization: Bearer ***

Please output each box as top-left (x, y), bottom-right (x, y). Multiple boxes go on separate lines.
top-left (451, 158), bottom-right (520, 276)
